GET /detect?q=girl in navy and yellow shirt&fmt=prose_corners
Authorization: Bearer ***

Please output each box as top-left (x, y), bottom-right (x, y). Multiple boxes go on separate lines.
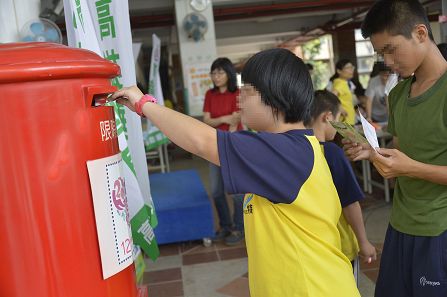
top-left (112, 49), bottom-right (360, 296)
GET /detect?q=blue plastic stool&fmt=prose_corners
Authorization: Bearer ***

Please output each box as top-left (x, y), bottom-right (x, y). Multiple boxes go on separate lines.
top-left (150, 170), bottom-right (214, 245)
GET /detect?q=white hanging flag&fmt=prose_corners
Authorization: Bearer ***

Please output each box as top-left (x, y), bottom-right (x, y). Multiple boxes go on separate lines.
top-left (145, 34), bottom-right (169, 150)
top-left (149, 34), bottom-right (164, 106)
top-left (132, 42), bottom-right (142, 64)
top-left (63, 0), bottom-right (159, 261)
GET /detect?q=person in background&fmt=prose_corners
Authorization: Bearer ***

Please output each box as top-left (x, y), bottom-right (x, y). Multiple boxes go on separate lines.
top-left (365, 61), bottom-right (391, 123)
top-left (344, 0), bottom-right (447, 296)
top-left (369, 61), bottom-right (383, 79)
top-left (351, 74), bottom-right (368, 122)
top-left (306, 90), bottom-right (377, 266)
top-left (330, 59), bottom-right (357, 125)
top-left (203, 57), bottom-right (244, 245)
top-left (112, 48), bottom-right (360, 297)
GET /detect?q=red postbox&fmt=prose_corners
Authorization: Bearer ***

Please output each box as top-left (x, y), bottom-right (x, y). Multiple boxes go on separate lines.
top-left (0, 42), bottom-right (137, 297)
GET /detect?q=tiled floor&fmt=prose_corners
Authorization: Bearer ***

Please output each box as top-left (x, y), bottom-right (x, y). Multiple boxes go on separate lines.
top-left (144, 146), bottom-right (392, 297)
top-left (144, 240), bottom-right (249, 297)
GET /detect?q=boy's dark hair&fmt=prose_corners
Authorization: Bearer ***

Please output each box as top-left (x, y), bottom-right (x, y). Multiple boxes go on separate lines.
top-left (210, 57), bottom-right (238, 93)
top-left (306, 63), bottom-right (314, 71)
top-left (241, 48), bottom-right (313, 124)
top-left (305, 90), bottom-right (341, 126)
top-left (361, 0), bottom-right (434, 41)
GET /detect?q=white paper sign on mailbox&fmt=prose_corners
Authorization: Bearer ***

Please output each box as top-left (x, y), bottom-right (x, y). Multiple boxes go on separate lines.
top-left (87, 153), bottom-right (133, 279)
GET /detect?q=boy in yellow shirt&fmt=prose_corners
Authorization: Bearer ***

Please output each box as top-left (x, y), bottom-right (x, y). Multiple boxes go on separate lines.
top-left (306, 90), bottom-right (377, 265)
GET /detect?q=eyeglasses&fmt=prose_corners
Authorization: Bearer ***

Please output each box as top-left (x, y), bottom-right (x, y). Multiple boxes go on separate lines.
top-left (210, 70), bottom-right (226, 77)
top-left (342, 65), bottom-right (355, 70)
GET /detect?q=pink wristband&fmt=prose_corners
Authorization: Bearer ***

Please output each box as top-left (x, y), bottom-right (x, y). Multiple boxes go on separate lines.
top-left (135, 94), bottom-right (157, 117)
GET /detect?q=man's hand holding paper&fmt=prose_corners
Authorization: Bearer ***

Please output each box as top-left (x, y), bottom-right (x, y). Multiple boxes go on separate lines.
top-left (359, 112), bottom-right (379, 150)
top-left (339, 112), bottom-right (380, 161)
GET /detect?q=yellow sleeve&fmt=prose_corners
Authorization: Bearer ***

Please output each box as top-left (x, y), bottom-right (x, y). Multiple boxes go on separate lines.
top-left (332, 79), bottom-right (348, 96)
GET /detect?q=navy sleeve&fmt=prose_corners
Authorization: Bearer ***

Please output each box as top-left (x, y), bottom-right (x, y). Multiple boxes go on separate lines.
top-left (217, 130), bottom-right (314, 204)
top-left (323, 142), bottom-right (364, 207)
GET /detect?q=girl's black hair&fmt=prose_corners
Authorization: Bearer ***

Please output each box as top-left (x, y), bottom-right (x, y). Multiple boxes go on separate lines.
top-left (305, 90), bottom-right (341, 126)
top-left (241, 48), bottom-right (313, 124)
top-left (210, 57), bottom-right (238, 93)
top-left (330, 59), bottom-right (353, 82)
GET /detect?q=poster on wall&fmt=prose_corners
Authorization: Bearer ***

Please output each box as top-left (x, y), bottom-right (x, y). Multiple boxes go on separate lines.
top-left (185, 63), bottom-right (213, 116)
top-left (87, 153), bottom-right (133, 279)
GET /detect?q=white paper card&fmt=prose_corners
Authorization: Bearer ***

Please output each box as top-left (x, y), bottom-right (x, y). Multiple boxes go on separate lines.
top-left (87, 153), bottom-right (133, 279)
top-left (359, 112), bottom-right (380, 150)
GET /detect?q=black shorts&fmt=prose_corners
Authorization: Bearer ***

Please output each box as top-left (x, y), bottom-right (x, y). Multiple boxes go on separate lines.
top-left (375, 224), bottom-right (447, 297)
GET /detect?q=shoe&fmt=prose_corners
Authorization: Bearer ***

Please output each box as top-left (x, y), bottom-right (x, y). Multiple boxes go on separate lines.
top-left (212, 229), bottom-right (231, 242)
top-left (224, 231), bottom-right (245, 246)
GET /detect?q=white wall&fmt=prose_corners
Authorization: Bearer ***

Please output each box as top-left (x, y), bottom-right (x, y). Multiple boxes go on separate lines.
top-left (0, 0), bottom-right (40, 43)
top-left (431, 21), bottom-right (441, 44)
top-left (175, 0), bottom-right (217, 116)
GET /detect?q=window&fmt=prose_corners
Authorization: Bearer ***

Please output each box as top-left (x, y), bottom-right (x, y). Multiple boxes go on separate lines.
top-left (301, 35), bottom-right (334, 90)
top-left (355, 29), bottom-right (375, 88)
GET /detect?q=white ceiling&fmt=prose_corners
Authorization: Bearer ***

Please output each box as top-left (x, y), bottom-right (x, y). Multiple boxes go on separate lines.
top-left (128, 1), bottom-right (365, 63)
top-left (51, 0), bottom-right (442, 63)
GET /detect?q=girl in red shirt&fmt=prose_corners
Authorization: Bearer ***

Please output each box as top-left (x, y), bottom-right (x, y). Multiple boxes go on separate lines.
top-left (203, 57), bottom-right (244, 245)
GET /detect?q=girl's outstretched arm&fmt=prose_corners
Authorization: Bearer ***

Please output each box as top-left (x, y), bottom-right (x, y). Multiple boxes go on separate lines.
top-left (111, 86), bottom-right (220, 165)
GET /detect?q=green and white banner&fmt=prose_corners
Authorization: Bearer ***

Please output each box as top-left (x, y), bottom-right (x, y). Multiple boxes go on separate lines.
top-left (63, 0), bottom-right (159, 260)
top-left (145, 34), bottom-right (169, 150)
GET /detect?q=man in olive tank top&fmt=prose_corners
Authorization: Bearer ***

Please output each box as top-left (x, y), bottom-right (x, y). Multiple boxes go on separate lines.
top-left (344, 1), bottom-right (447, 297)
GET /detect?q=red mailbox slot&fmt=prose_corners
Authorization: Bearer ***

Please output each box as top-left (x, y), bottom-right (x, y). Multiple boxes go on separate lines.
top-left (0, 42), bottom-right (137, 297)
